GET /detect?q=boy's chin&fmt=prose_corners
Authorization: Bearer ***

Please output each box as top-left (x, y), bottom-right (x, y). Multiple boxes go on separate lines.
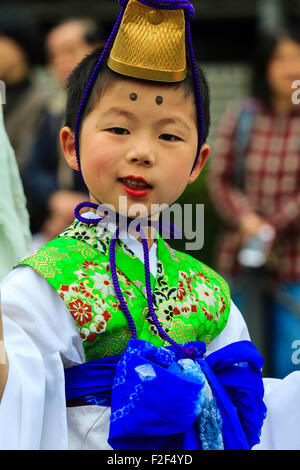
top-left (119, 201), bottom-right (162, 220)
top-left (89, 197), bottom-right (169, 223)
top-left (127, 205), bottom-right (153, 220)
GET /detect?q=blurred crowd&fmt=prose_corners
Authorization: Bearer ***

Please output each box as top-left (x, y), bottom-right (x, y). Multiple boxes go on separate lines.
top-left (209, 26), bottom-right (300, 379)
top-left (0, 5), bottom-right (299, 380)
top-left (0, 8), bottom-right (105, 246)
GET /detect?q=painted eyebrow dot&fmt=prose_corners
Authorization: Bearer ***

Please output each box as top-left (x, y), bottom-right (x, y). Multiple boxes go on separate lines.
top-left (129, 93), bottom-right (138, 101)
top-left (156, 96), bottom-right (163, 105)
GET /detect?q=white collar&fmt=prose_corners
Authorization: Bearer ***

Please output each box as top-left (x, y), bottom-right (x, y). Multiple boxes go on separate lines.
top-left (82, 212), bottom-right (158, 277)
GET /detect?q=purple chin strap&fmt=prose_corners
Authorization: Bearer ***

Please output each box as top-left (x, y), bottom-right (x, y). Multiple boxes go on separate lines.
top-left (74, 0), bottom-right (203, 358)
top-left (110, 225), bottom-right (197, 358)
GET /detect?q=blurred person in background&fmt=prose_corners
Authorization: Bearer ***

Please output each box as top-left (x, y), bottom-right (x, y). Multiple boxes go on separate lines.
top-left (0, 8), bottom-right (51, 176)
top-left (0, 105), bottom-right (31, 282)
top-left (208, 26), bottom-right (300, 379)
top-left (24, 18), bottom-right (105, 245)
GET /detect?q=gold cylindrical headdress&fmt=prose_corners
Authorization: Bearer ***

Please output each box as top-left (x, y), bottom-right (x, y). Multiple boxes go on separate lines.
top-left (107, 0), bottom-right (186, 82)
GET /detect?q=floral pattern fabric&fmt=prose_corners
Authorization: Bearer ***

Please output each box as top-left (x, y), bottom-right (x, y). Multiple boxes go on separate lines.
top-left (18, 220), bottom-right (231, 362)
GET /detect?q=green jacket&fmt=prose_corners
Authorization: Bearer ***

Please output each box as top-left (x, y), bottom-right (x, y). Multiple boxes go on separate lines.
top-left (18, 219), bottom-right (231, 362)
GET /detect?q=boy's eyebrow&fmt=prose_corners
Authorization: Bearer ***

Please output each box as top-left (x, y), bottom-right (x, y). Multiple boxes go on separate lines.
top-left (101, 107), bottom-right (192, 131)
top-left (157, 117), bottom-right (192, 132)
top-left (101, 107), bottom-right (137, 121)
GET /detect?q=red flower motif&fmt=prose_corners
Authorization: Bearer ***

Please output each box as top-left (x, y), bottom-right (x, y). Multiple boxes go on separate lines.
top-left (59, 284), bottom-right (70, 301)
top-left (173, 306), bottom-right (181, 316)
top-left (102, 310), bottom-right (112, 322)
top-left (87, 332), bottom-right (98, 342)
top-left (203, 307), bottom-right (213, 321)
top-left (79, 281), bottom-right (95, 299)
top-left (219, 298), bottom-right (226, 314)
top-left (185, 277), bottom-right (193, 294)
top-left (177, 280), bottom-right (186, 301)
top-left (80, 331), bottom-right (88, 340)
top-left (82, 261), bottom-right (97, 270)
top-left (94, 321), bottom-right (105, 332)
top-left (116, 269), bottom-right (131, 286)
top-left (69, 299), bottom-right (92, 326)
top-left (197, 272), bottom-right (209, 283)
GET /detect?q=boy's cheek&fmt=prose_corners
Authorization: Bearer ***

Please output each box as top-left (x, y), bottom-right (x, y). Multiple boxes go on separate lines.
top-left (81, 150), bottom-right (110, 173)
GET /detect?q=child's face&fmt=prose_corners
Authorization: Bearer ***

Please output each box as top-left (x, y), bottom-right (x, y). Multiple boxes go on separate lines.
top-left (61, 78), bottom-right (209, 219)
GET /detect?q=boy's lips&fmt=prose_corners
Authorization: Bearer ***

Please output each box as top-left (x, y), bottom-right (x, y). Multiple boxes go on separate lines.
top-left (118, 175), bottom-right (152, 198)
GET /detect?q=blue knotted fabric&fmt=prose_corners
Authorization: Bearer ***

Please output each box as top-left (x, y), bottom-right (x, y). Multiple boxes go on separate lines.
top-left (65, 353), bottom-right (119, 406)
top-left (108, 340), bottom-right (223, 450)
top-left (64, 339), bottom-right (267, 450)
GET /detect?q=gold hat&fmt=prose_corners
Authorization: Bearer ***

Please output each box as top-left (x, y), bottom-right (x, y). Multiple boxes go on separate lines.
top-left (107, 0), bottom-right (186, 82)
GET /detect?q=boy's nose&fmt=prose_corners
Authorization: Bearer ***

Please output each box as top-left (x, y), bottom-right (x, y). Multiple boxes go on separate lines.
top-left (125, 145), bottom-right (156, 167)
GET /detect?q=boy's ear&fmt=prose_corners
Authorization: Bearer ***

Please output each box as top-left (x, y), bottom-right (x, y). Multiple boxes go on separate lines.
top-left (188, 143), bottom-right (210, 184)
top-left (60, 126), bottom-right (79, 171)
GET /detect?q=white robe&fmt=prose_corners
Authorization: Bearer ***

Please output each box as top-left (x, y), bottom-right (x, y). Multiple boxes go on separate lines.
top-left (0, 227), bottom-right (298, 450)
top-left (0, 105), bottom-right (31, 282)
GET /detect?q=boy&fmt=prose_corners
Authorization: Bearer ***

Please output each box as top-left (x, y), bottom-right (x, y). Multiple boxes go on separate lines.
top-left (0, 0), bottom-right (265, 450)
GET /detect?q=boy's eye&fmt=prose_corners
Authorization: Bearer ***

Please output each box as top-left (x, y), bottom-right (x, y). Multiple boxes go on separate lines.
top-left (159, 133), bottom-right (181, 142)
top-left (107, 127), bottom-right (130, 135)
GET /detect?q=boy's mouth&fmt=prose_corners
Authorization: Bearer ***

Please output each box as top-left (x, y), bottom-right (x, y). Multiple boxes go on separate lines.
top-left (118, 175), bottom-right (152, 198)
top-left (118, 176), bottom-right (152, 189)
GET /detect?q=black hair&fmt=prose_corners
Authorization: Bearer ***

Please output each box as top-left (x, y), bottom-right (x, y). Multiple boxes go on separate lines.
top-left (252, 25), bottom-right (300, 109)
top-left (65, 46), bottom-right (210, 142)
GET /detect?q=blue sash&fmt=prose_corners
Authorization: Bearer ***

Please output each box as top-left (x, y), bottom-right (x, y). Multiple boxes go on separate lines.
top-left (65, 339), bottom-right (266, 450)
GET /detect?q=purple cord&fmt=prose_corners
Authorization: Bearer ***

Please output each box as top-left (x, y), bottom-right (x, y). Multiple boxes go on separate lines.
top-left (73, 2), bottom-right (127, 225)
top-left (132, 0), bottom-right (194, 19)
top-left (74, 0), bottom-right (199, 358)
top-left (74, 0), bottom-right (203, 192)
top-left (74, 0), bottom-right (203, 219)
top-left (186, 19), bottom-right (204, 171)
top-left (135, 0), bottom-right (203, 170)
top-left (74, 201), bottom-right (103, 225)
top-left (74, 3), bottom-right (126, 173)
top-left (109, 223), bottom-right (196, 358)
top-left (139, 228), bottom-right (193, 356)
top-left (109, 227), bottom-right (138, 339)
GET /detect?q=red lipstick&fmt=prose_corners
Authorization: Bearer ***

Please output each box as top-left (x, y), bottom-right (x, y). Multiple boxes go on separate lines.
top-left (119, 175), bottom-right (152, 198)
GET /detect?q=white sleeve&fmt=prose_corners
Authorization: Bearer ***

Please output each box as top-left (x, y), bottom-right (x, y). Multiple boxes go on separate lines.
top-left (253, 372), bottom-right (300, 450)
top-left (206, 301), bottom-right (300, 450)
top-left (206, 300), bottom-right (250, 355)
top-left (0, 266), bottom-right (84, 450)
